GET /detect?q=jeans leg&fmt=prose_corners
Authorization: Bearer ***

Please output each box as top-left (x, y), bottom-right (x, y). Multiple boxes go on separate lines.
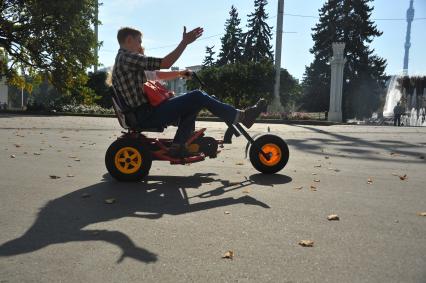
top-left (174, 112), bottom-right (197, 143)
top-left (139, 90), bottom-right (237, 128)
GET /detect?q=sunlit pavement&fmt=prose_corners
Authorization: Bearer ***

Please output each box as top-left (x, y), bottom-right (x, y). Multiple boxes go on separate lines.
top-left (0, 114), bottom-right (425, 282)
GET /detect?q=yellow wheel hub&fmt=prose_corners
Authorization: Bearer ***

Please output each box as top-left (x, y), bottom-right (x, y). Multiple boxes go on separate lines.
top-left (259, 143), bottom-right (282, 166)
top-left (114, 147), bottom-right (142, 174)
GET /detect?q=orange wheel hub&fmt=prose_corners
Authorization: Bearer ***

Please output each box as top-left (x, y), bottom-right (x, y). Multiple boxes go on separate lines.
top-left (259, 143), bottom-right (282, 166)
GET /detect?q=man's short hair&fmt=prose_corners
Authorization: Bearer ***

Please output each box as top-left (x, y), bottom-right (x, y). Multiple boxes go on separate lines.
top-left (117, 27), bottom-right (142, 44)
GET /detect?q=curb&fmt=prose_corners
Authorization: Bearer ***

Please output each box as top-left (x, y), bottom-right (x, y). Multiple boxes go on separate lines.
top-left (0, 110), bottom-right (339, 126)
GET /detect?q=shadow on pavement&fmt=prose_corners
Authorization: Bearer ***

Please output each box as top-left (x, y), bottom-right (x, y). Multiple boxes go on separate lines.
top-left (0, 172), bottom-right (291, 263)
top-left (287, 125), bottom-right (425, 163)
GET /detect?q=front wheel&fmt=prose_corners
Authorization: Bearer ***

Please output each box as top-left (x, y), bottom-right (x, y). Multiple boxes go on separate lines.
top-left (249, 134), bottom-right (289, 174)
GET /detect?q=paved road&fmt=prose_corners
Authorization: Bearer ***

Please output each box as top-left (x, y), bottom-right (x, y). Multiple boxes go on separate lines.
top-left (0, 114), bottom-right (425, 283)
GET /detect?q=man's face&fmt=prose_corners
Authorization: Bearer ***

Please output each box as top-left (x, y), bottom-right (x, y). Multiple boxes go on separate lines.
top-left (125, 35), bottom-right (143, 54)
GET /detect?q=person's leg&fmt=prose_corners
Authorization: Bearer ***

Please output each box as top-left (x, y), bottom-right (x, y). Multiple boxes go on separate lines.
top-left (397, 115), bottom-right (401, 126)
top-left (139, 90), bottom-right (238, 129)
top-left (394, 115), bottom-right (397, 126)
top-left (173, 112), bottom-right (197, 144)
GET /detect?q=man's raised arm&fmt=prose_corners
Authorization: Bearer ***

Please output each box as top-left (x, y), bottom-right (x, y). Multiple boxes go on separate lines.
top-left (160, 26), bottom-right (203, 69)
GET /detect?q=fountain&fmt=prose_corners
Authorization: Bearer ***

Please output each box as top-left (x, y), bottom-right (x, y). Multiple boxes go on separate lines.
top-left (383, 75), bottom-right (402, 117)
top-left (382, 75), bottom-right (426, 127)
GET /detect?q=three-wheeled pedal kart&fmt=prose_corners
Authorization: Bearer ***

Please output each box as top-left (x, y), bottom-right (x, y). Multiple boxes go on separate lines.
top-left (105, 73), bottom-right (289, 182)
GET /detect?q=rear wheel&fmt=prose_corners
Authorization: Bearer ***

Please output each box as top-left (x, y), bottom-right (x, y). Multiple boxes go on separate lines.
top-left (105, 137), bottom-right (152, 182)
top-left (249, 134), bottom-right (289, 174)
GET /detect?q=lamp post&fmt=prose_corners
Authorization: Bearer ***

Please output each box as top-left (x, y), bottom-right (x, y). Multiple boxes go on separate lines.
top-left (268, 0), bottom-right (285, 113)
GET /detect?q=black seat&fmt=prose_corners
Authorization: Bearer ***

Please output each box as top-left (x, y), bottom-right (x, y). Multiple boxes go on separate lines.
top-left (110, 86), bottom-right (164, 132)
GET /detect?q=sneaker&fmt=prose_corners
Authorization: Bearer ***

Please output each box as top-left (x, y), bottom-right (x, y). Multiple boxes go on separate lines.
top-left (241, 99), bottom-right (267, 128)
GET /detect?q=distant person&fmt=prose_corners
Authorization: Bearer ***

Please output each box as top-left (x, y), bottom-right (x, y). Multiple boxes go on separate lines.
top-left (393, 102), bottom-right (404, 126)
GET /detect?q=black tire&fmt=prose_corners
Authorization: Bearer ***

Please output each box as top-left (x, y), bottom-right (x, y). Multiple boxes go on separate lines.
top-left (249, 134), bottom-right (289, 174)
top-left (105, 137), bottom-right (152, 182)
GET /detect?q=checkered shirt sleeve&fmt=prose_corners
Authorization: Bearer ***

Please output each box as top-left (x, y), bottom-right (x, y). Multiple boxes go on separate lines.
top-left (112, 49), bottom-right (162, 108)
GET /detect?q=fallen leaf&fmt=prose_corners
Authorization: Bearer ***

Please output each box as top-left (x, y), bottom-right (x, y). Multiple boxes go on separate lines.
top-left (417, 212), bottom-right (426, 216)
top-left (334, 169), bottom-right (341, 172)
top-left (222, 250), bottom-right (234, 259)
top-left (367, 177), bottom-right (373, 184)
top-left (235, 162), bottom-right (244, 165)
top-left (224, 211), bottom-right (230, 215)
top-left (66, 174), bottom-right (74, 178)
top-left (399, 174), bottom-right (407, 180)
top-left (49, 175), bottom-right (61, 179)
top-left (312, 173), bottom-right (317, 175)
top-left (104, 198), bottom-right (116, 204)
top-left (33, 152), bottom-right (41, 155)
top-left (325, 156), bottom-right (330, 159)
top-left (14, 144), bottom-right (21, 148)
top-left (314, 165), bottom-right (322, 168)
top-left (242, 189), bottom-right (250, 194)
top-left (294, 186), bottom-right (303, 190)
top-left (74, 159), bottom-right (81, 161)
top-left (299, 240), bottom-right (314, 247)
top-left (313, 179), bottom-right (320, 182)
top-left (68, 155), bottom-right (77, 158)
top-left (61, 136), bottom-right (70, 139)
top-left (10, 154), bottom-right (16, 158)
top-left (327, 214), bottom-right (340, 221)
top-left (310, 185), bottom-right (317, 191)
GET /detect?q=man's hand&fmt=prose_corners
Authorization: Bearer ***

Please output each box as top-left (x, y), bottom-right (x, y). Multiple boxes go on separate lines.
top-left (182, 26), bottom-right (203, 46)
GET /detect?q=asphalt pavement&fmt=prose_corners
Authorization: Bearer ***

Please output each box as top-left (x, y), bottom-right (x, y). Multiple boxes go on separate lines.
top-left (0, 114), bottom-right (425, 283)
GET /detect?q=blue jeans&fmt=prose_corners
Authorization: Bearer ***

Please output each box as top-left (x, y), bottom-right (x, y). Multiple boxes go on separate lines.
top-left (136, 90), bottom-right (237, 143)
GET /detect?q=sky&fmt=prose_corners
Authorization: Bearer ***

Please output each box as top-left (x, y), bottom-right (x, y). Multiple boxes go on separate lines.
top-left (97, 0), bottom-right (426, 80)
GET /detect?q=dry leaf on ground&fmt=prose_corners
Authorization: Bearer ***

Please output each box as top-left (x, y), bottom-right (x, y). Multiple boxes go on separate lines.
top-left (367, 177), bottom-right (373, 184)
top-left (49, 175), bottom-right (61, 179)
top-left (299, 240), bottom-right (314, 247)
top-left (310, 185), bottom-right (317, 191)
top-left (235, 162), bottom-right (244, 165)
top-left (104, 198), bottom-right (116, 204)
top-left (294, 186), bottom-right (303, 190)
top-left (417, 212), bottom-right (426, 216)
top-left (66, 174), bottom-right (74, 178)
top-left (314, 165), bottom-right (322, 168)
top-left (222, 250), bottom-right (234, 259)
top-left (314, 179), bottom-right (320, 182)
top-left (312, 173), bottom-right (317, 175)
top-left (224, 211), bottom-right (230, 215)
top-left (14, 144), bottom-right (21, 148)
top-left (33, 152), bottom-right (41, 155)
top-left (399, 174), bottom-right (407, 180)
top-left (10, 154), bottom-right (16, 158)
top-left (327, 214), bottom-right (340, 221)
top-left (242, 189), bottom-right (250, 194)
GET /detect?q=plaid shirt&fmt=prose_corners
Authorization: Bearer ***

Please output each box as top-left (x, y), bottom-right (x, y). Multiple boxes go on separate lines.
top-left (112, 48), bottom-right (162, 108)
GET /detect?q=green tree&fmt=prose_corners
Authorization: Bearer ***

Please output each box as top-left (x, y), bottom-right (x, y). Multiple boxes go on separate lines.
top-left (202, 45), bottom-right (216, 68)
top-left (243, 0), bottom-right (274, 63)
top-left (0, 0), bottom-right (99, 93)
top-left (86, 71), bottom-right (112, 108)
top-left (301, 0), bottom-right (387, 119)
top-left (217, 5), bottom-right (244, 66)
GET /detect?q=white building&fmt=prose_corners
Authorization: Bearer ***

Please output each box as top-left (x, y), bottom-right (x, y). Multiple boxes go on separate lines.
top-left (166, 65), bottom-right (202, 95)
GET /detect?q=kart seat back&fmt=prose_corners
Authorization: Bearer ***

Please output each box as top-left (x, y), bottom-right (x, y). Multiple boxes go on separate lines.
top-left (111, 86), bottom-right (164, 132)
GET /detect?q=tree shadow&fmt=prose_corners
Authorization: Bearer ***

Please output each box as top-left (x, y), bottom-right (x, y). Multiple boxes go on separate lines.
top-left (287, 125), bottom-right (426, 163)
top-left (0, 172), bottom-right (291, 263)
